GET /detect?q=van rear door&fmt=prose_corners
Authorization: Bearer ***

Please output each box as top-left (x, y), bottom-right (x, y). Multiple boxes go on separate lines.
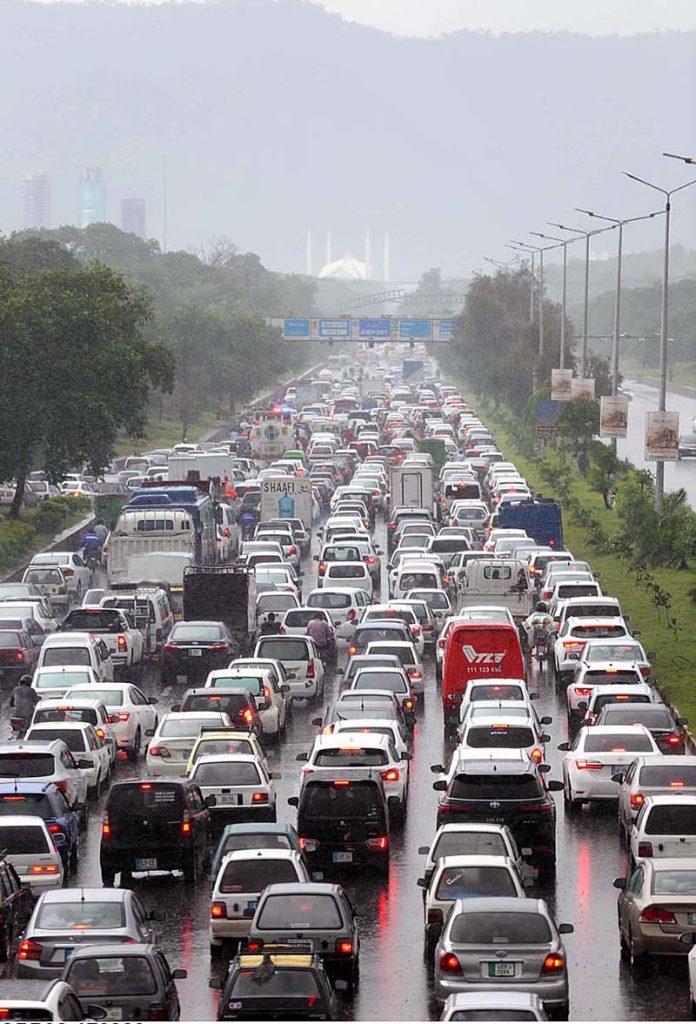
top-left (442, 623), bottom-right (524, 723)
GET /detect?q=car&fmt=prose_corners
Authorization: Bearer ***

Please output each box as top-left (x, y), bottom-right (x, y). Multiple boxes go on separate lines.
top-left (204, 669), bottom-right (289, 736)
top-left (16, 887), bottom-right (160, 979)
top-left (320, 560), bottom-right (373, 594)
top-left (210, 823), bottom-right (303, 881)
top-left (210, 848), bottom-right (310, 952)
top-left (420, 855), bottom-right (525, 951)
top-left (25, 721), bottom-right (111, 798)
top-left (573, 635), bottom-right (653, 681)
top-left (189, 753), bottom-right (279, 827)
top-left (305, 586), bottom-right (371, 640)
top-left (161, 621), bottom-right (241, 686)
top-left (339, 652), bottom-right (402, 687)
top-left (433, 897), bottom-right (573, 1016)
top-left (629, 794), bottom-right (696, 866)
top-left (29, 552), bottom-right (92, 603)
top-left (0, 628), bottom-right (41, 685)
top-left (186, 729), bottom-right (267, 774)
top-left (439, 991), bottom-right (549, 1022)
top-left (31, 665), bottom-right (102, 702)
top-left (100, 777), bottom-right (210, 886)
top-left (172, 687), bottom-right (263, 740)
top-left (594, 701), bottom-right (687, 754)
top-left (330, 715), bottom-right (411, 762)
top-left (458, 680), bottom-right (539, 723)
top-left (579, 684), bottom-right (658, 728)
top-left (0, 979), bottom-right (87, 1021)
top-left (615, 755), bottom-right (696, 835)
top-left (0, 740), bottom-right (89, 826)
top-left (552, 617), bottom-right (635, 683)
top-left (431, 751), bottom-right (563, 881)
top-left (60, 605), bottom-right (144, 679)
top-left (63, 681), bottom-right (158, 761)
top-left (566, 663), bottom-right (648, 722)
top-left (347, 667), bottom-right (417, 725)
top-left (347, 617), bottom-right (413, 658)
top-left (394, 597), bottom-right (438, 650)
top-left (614, 857), bottom-right (696, 965)
top-left (279, 607), bottom-right (336, 653)
top-left (418, 823), bottom-right (528, 893)
top-left (457, 712), bottom-right (550, 766)
top-left (405, 587), bottom-right (453, 634)
top-left (296, 731), bottom-right (411, 823)
top-left (31, 696), bottom-right (117, 765)
top-left (211, 951), bottom-right (339, 1020)
top-left (0, 815), bottom-right (64, 897)
top-left (559, 726), bottom-right (662, 811)
top-left (36, 631), bottom-right (114, 684)
top-left (146, 711), bottom-right (232, 776)
top-left (0, 852), bottom-right (32, 964)
top-left (21, 566), bottom-right (70, 611)
top-left (0, 596), bottom-right (59, 635)
top-left (253, 634), bottom-right (325, 702)
top-left (63, 943), bottom-right (187, 1021)
top-left (363, 639), bottom-right (424, 693)
top-left (0, 781), bottom-right (80, 876)
top-left (246, 881), bottom-right (360, 992)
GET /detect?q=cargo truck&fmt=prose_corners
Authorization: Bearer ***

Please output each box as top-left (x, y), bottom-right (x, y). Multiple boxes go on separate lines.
top-left (182, 565), bottom-right (256, 654)
top-left (389, 465), bottom-right (434, 515)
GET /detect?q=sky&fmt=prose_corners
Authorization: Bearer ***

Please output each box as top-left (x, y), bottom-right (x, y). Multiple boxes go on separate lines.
top-left (35, 0), bottom-right (696, 37)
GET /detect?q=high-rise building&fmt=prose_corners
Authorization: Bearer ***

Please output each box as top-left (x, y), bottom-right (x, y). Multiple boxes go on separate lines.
top-left (80, 167), bottom-right (105, 228)
top-left (121, 198), bottom-right (146, 238)
top-left (23, 172), bottom-right (50, 229)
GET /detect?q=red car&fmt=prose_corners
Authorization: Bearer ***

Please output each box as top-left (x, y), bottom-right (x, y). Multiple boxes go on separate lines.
top-left (0, 628), bottom-right (40, 686)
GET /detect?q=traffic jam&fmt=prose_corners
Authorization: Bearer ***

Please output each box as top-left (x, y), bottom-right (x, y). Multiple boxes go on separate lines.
top-left (1, 352), bottom-right (696, 1021)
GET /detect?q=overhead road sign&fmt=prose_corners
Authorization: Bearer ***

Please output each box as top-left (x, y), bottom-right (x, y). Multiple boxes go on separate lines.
top-left (272, 317), bottom-right (456, 342)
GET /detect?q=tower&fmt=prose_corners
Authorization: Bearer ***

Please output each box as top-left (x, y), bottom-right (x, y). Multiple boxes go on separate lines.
top-left (23, 172), bottom-right (50, 230)
top-left (121, 198), bottom-right (146, 238)
top-left (80, 167), bottom-right (105, 228)
top-left (383, 230), bottom-right (391, 283)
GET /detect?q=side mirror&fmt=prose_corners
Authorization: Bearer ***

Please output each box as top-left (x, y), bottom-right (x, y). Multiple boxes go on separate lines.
top-left (288, 796), bottom-right (299, 807)
top-left (539, 716), bottom-right (552, 725)
top-left (170, 703), bottom-right (181, 712)
top-left (281, 684), bottom-right (291, 694)
top-left (547, 780), bottom-right (564, 792)
top-left (647, 674), bottom-right (657, 685)
top-left (209, 978), bottom-right (223, 990)
top-left (557, 742), bottom-right (570, 752)
top-left (295, 753), bottom-right (309, 762)
top-left (172, 969), bottom-right (187, 980)
top-left (149, 697), bottom-right (159, 705)
top-left (416, 877), bottom-right (427, 889)
top-left (613, 877), bottom-right (627, 889)
top-left (631, 630), bottom-right (642, 638)
top-left (313, 555), bottom-right (319, 561)
top-left (145, 728), bottom-right (156, 737)
top-left (205, 794), bottom-right (217, 807)
top-left (647, 651), bottom-right (656, 660)
top-left (558, 923), bottom-right (574, 935)
top-left (77, 759), bottom-right (92, 770)
top-left (403, 752), bottom-right (414, 761)
top-left (540, 733), bottom-right (551, 744)
top-left (538, 764), bottom-right (551, 774)
top-left (612, 772), bottom-right (625, 784)
top-left (417, 846), bottom-right (429, 856)
top-left (311, 717), bottom-right (323, 727)
top-left (148, 909), bottom-right (165, 921)
top-left (529, 692), bottom-right (540, 700)
top-left (269, 772), bottom-right (281, 780)
top-left (433, 780), bottom-right (447, 792)
top-left (51, 831), bottom-right (67, 845)
top-left (678, 717), bottom-right (688, 727)
top-left (72, 801), bottom-right (86, 813)
top-left (577, 701), bottom-right (588, 712)
top-left (430, 764), bottom-right (445, 774)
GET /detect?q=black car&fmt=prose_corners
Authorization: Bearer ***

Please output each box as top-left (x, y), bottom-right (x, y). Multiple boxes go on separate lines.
top-left (212, 951), bottom-right (339, 1020)
top-left (0, 853), bottom-right (32, 963)
top-left (346, 620), bottom-right (412, 658)
top-left (289, 769), bottom-right (390, 875)
top-left (100, 778), bottom-right (210, 886)
top-left (64, 943), bottom-right (187, 1021)
top-left (0, 781), bottom-right (81, 875)
top-left (431, 757), bottom-right (563, 881)
top-left (171, 688), bottom-right (263, 739)
top-left (161, 621), bottom-right (241, 686)
top-left (595, 702), bottom-right (688, 755)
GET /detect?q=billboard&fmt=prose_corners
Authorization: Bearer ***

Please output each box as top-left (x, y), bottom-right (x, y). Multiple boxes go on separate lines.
top-left (260, 476), bottom-right (313, 529)
top-left (600, 396), bottom-right (629, 438)
top-left (645, 411), bottom-right (679, 462)
top-left (551, 369), bottom-right (573, 402)
top-left (571, 377), bottom-right (596, 400)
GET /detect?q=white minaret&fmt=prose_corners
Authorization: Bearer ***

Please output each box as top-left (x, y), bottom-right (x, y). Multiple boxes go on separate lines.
top-left (305, 228), bottom-right (312, 275)
top-left (325, 230), bottom-right (333, 267)
top-left (364, 227), bottom-right (371, 275)
top-left (383, 230), bottom-right (390, 283)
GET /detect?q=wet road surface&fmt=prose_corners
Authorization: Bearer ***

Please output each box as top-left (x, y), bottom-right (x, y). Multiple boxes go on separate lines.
top-left (1, 518), bottom-right (694, 1019)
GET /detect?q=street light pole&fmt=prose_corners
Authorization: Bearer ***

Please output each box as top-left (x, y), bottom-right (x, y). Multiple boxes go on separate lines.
top-left (663, 151), bottom-right (696, 165)
top-left (531, 231), bottom-right (569, 368)
top-left (484, 255), bottom-right (521, 270)
top-left (506, 245), bottom-right (535, 320)
top-left (624, 170), bottom-right (696, 511)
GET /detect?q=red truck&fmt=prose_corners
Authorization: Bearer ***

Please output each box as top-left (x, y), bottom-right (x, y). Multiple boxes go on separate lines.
top-left (441, 621), bottom-right (525, 727)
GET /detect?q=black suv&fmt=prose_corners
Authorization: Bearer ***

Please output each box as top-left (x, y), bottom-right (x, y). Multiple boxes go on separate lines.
top-left (431, 756), bottom-right (563, 881)
top-left (0, 853), bottom-right (32, 963)
top-left (289, 769), bottom-right (390, 875)
top-left (161, 621), bottom-right (241, 687)
top-left (171, 688), bottom-right (263, 739)
top-left (100, 778), bottom-right (211, 886)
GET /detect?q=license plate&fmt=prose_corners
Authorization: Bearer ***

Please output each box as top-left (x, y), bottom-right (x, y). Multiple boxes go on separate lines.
top-left (135, 857), bottom-right (158, 871)
top-left (333, 851), bottom-right (353, 863)
top-left (189, 648), bottom-right (202, 657)
top-left (51, 947), bottom-right (72, 963)
top-left (246, 900), bottom-right (257, 911)
top-left (488, 961), bottom-right (515, 977)
top-left (486, 817), bottom-right (505, 824)
top-left (220, 794), bottom-right (241, 805)
top-left (688, 913), bottom-right (696, 925)
top-left (108, 1009), bottom-right (123, 1020)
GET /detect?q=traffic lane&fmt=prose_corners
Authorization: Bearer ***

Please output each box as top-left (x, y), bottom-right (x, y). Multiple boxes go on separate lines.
top-left (619, 380), bottom-right (696, 506)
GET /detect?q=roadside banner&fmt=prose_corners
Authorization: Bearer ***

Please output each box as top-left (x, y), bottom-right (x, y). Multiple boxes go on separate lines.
top-left (645, 410), bottom-right (680, 461)
top-left (551, 369), bottom-right (573, 402)
top-left (536, 401), bottom-right (560, 438)
top-left (570, 377), bottom-right (595, 400)
top-left (600, 396), bottom-right (629, 438)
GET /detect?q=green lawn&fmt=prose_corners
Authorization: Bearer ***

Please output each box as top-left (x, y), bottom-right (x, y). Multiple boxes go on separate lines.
top-left (112, 411), bottom-right (225, 458)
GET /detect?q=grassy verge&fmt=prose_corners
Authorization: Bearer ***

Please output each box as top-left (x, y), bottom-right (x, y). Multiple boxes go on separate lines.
top-left (112, 411), bottom-right (224, 458)
top-left (0, 496), bottom-right (93, 578)
top-left (471, 397), bottom-right (696, 724)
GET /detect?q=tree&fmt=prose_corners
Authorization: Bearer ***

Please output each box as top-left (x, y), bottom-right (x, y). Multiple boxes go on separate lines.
top-left (0, 263), bottom-right (174, 516)
top-left (555, 398), bottom-right (599, 472)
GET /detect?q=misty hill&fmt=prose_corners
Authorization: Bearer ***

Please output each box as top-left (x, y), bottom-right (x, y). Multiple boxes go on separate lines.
top-left (1, 0), bottom-right (695, 278)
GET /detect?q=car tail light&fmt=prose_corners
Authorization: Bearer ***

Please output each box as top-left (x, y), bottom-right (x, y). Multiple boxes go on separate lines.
top-left (278, 625), bottom-right (286, 634)
top-left (335, 940), bottom-right (353, 954)
top-left (669, 779), bottom-right (685, 788)
top-left (630, 793), bottom-right (645, 809)
top-left (117, 712), bottom-right (131, 722)
top-left (63, 568), bottom-right (74, 577)
top-left (366, 835), bottom-right (389, 851)
top-left (18, 940), bottom-right (42, 961)
top-left (289, 546), bottom-right (297, 555)
top-left (163, 642), bottom-right (178, 652)
top-left (410, 624), bottom-right (421, 635)
top-left (639, 906), bottom-right (675, 924)
top-left (55, 780), bottom-right (68, 794)
top-left (242, 708), bottom-right (255, 725)
top-left (263, 686), bottom-right (271, 701)
top-left (47, 823), bottom-right (61, 835)
top-left (563, 641), bottom-right (585, 650)
top-left (14, 651), bottom-right (24, 662)
top-left (364, 555), bottom-right (376, 565)
top-left (407, 669), bottom-right (422, 682)
top-left (439, 953), bottom-right (462, 974)
top-left (306, 662), bottom-right (315, 679)
top-left (95, 727), bottom-right (106, 740)
top-left (181, 811), bottom-right (192, 836)
top-left (574, 687), bottom-right (592, 697)
top-left (252, 791), bottom-right (269, 803)
top-left (209, 643), bottom-right (229, 652)
top-left (517, 801), bottom-right (553, 814)
top-left (148, 1006), bottom-right (168, 1021)
top-left (347, 608), bottom-right (356, 621)
top-left (404, 698), bottom-right (415, 711)
top-left (640, 665), bottom-right (651, 677)
top-left (102, 812), bottom-right (111, 838)
top-left (30, 864), bottom-right (59, 875)
top-left (542, 954), bottom-right (565, 974)
top-left (438, 639), bottom-right (446, 649)
top-left (247, 942), bottom-right (261, 952)
top-left (211, 901), bottom-right (226, 919)
top-left (299, 837), bottom-right (318, 852)
top-left (318, 562), bottom-right (326, 574)
top-left (381, 769), bottom-right (400, 782)
top-left (665, 734), bottom-right (682, 746)
top-left (576, 760), bottom-right (604, 771)
top-left (530, 747), bottom-right (543, 764)
top-left (638, 841), bottom-right (654, 857)
top-left (148, 746), bottom-right (171, 758)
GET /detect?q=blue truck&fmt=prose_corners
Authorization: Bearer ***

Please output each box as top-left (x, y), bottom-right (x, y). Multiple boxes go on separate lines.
top-left (496, 498), bottom-right (563, 549)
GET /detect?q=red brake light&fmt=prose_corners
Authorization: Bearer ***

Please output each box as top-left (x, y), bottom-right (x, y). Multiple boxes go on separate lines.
top-left (211, 901), bottom-right (226, 919)
top-left (574, 687), bottom-right (592, 697)
top-left (669, 779), bottom-right (685, 788)
top-left (117, 634), bottom-right (127, 651)
top-left (252, 791), bottom-right (269, 803)
top-left (335, 940), bottom-right (353, 954)
top-left (318, 562), bottom-right (326, 574)
top-left (347, 608), bottom-right (356, 621)
top-left (630, 793), bottom-right (645, 809)
top-left (666, 734), bottom-right (682, 746)
top-left (576, 760), bottom-right (604, 771)
top-left (640, 906), bottom-right (675, 924)
top-left (117, 712), bottom-right (130, 722)
top-left (306, 662), bottom-right (315, 679)
top-left (638, 842), bottom-right (654, 857)
top-left (163, 642), bottom-right (177, 652)
top-left (381, 769), bottom-right (400, 782)
top-left (333, 779), bottom-right (350, 787)
top-left (95, 727), bottom-right (106, 740)
top-left (30, 864), bottom-right (59, 874)
top-left (148, 746), bottom-right (171, 758)
top-left (530, 747), bottom-right (543, 764)
top-left (47, 823), bottom-right (61, 834)
top-left (542, 954), bottom-right (565, 974)
top-left (18, 939), bottom-right (43, 961)
top-left (439, 953), bottom-right (462, 974)
top-left (242, 708), bottom-right (254, 724)
top-left (366, 835), bottom-right (389, 851)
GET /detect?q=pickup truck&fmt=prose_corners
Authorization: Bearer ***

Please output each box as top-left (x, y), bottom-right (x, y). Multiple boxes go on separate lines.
top-left (60, 606), bottom-right (145, 679)
top-left (457, 558), bottom-right (533, 623)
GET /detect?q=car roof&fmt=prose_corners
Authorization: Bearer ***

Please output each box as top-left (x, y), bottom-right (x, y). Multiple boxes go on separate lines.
top-left (454, 752), bottom-right (537, 771)
top-left (445, 992), bottom-right (542, 1009)
top-left (28, 721), bottom-right (91, 732)
top-left (464, 711), bottom-right (534, 724)
top-left (641, 794), bottom-right (696, 807)
top-left (0, 739), bottom-right (67, 754)
top-left (219, 822), bottom-right (297, 836)
top-left (38, 887), bottom-right (129, 904)
top-left (69, 943), bottom-right (156, 958)
top-left (451, 895), bottom-right (545, 914)
top-left (220, 848), bottom-right (299, 864)
top-left (194, 753), bottom-right (261, 766)
top-left (257, 881), bottom-right (342, 896)
top-left (0, 814), bottom-right (51, 828)
top-left (436, 854), bottom-right (514, 870)
top-left (0, 780), bottom-right (54, 794)
top-left (313, 732), bottom-right (391, 749)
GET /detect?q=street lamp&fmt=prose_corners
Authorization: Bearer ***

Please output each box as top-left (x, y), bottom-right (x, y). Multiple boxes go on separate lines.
top-left (663, 152), bottom-right (696, 165)
top-left (575, 208), bottom-right (663, 398)
top-left (623, 170), bottom-right (696, 510)
top-left (506, 245), bottom-right (535, 320)
top-left (484, 255), bottom-right (521, 270)
top-left (531, 231), bottom-right (569, 369)
top-left (511, 240), bottom-right (563, 358)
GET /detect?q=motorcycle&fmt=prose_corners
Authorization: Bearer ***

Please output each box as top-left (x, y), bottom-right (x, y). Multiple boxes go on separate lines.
top-left (533, 623), bottom-right (551, 662)
top-left (10, 716), bottom-right (29, 738)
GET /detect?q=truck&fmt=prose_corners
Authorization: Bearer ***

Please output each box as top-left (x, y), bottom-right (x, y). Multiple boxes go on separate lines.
top-left (249, 417), bottom-right (294, 463)
top-left (418, 438), bottom-right (447, 468)
top-left (389, 465), bottom-right (434, 515)
top-left (60, 605), bottom-right (145, 680)
top-left (182, 565), bottom-right (256, 654)
top-left (167, 451), bottom-right (238, 483)
top-left (260, 476), bottom-right (313, 530)
top-left (458, 558), bottom-right (533, 623)
top-left (496, 498), bottom-right (563, 550)
top-left (441, 620), bottom-right (525, 726)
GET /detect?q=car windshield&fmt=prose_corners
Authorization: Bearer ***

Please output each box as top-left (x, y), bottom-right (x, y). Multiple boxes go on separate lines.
top-left (431, 833), bottom-right (508, 861)
top-left (183, 693), bottom-right (253, 714)
top-left (587, 643), bottom-right (639, 659)
top-left (27, 728), bottom-right (86, 753)
top-left (256, 639), bottom-right (309, 661)
top-left (257, 595), bottom-right (296, 612)
top-left (465, 726), bottom-right (535, 749)
top-left (193, 739), bottom-right (254, 760)
top-left (435, 866), bottom-right (517, 900)
top-left (469, 685), bottom-right (525, 701)
top-left (368, 646), bottom-right (415, 665)
top-left (219, 859), bottom-right (298, 893)
top-left (194, 761), bottom-right (261, 786)
top-left (0, 793), bottom-right (52, 818)
top-left (600, 707), bottom-right (673, 727)
top-left (63, 610), bottom-right (121, 630)
top-left (328, 565), bottom-right (366, 579)
top-left (34, 707), bottom-right (97, 726)
top-left (399, 572), bottom-right (438, 589)
top-left (450, 774), bottom-right (542, 801)
top-left (302, 780), bottom-right (383, 820)
top-left (67, 955), bottom-right (157, 997)
top-left (69, 688), bottom-right (123, 706)
top-left (232, 968), bottom-right (320, 997)
top-left (171, 626), bottom-right (223, 641)
top-left (356, 627), bottom-right (405, 645)
top-left (108, 784), bottom-right (184, 818)
top-left (645, 806), bottom-right (696, 835)
top-left (584, 671), bottom-right (642, 686)
top-left (653, 869), bottom-right (696, 895)
top-left (314, 747), bottom-right (388, 767)
top-left (221, 834), bottom-right (292, 854)
top-left (583, 733), bottom-right (654, 753)
top-left (208, 677), bottom-right (264, 696)
top-left (353, 672), bottom-right (406, 693)
top-left (566, 604), bottom-right (619, 618)
top-left (0, 752), bottom-right (55, 778)
top-left (42, 648), bottom-right (90, 666)
top-left (0, 823), bottom-right (50, 853)
top-left (308, 593), bottom-right (350, 609)
top-left (450, 911), bottom-right (552, 945)
top-left (160, 717), bottom-right (218, 738)
top-left (37, 901), bottom-right (125, 930)
top-left (256, 893), bottom-right (342, 929)
top-left (640, 766), bottom-right (696, 788)
top-left (0, 632), bottom-right (22, 647)
top-left (449, 1012), bottom-right (538, 1022)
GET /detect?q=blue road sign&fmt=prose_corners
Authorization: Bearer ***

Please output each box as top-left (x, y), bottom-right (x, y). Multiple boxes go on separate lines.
top-left (398, 318), bottom-right (432, 341)
top-left (354, 318), bottom-right (392, 340)
top-left (436, 319), bottom-right (455, 339)
top-left (314, 318), bottom-right (352, 340)
top-left (282, 318), bottom-right (311, 339)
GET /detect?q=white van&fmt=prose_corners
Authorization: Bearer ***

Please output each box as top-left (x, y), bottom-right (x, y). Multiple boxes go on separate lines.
top-left (321, 561), bottom-right (373, 595)
top-left (100, 586), bottom-right (174, 654)
top-left (0, 816), bottom-right (64, 893)
top-left (37, 632), bottom-right (114, 683)
top-left (305, 587), bottom-right (371, 639)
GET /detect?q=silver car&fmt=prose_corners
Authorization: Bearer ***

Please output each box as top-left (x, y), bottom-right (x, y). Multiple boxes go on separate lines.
top-left (433, 896), bottom-right (572, 1017)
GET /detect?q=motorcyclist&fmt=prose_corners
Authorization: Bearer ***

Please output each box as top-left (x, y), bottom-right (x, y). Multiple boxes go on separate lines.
top-left (258, 613), bottom-right (281, 637)
top-left (10, 675), bottom-right (39, 730)
top-left (523, 601), bottom-right (554, 646)
top-left (240, 507), bottom-right (257, 541)
top-left (81, 529), bottom-right (102, 564)
top-left (306, 613), bottom-right (332, 656)
top-left (92, 518), bottom-right (108, 545)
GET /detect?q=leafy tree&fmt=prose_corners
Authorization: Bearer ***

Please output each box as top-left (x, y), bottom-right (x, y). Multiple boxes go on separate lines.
top-left (555, 398), bottom-right (599, 472)
top-left (0, 263), bottom-right (174, 516)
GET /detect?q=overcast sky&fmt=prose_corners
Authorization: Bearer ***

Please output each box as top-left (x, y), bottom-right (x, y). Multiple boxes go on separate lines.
top-left (36, 0), bottom-right (696, 36)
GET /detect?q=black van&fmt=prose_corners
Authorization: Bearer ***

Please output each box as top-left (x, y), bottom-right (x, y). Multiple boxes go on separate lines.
top-left (288, 769), bottom-right (389, 875)
top-left (100, 778), bottom-right (210, 886)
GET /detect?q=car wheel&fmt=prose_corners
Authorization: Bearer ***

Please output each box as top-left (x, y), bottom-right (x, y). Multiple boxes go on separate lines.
top-left (120, 868), bottom-right (133, 887)
top-left (183, 853), bottom-right (198, 884)
top-left (536, 855), bottom-right (557, 883)
top-left (0, 925), bottom-right (11, 963)
top-left (551, 1003), bottom-right (570, 1021)
top-left (129, 728), bottom-right (141, 762)
top-left (91, 771), bottom-right (101, 799)
top-left (69, 843), bottom-right (79, 876)
top-left (628, 927), bottom-right (646, 968)
top-left (102, 869), bottom-right (115, 887)
top-left (691, 1000), bottom-right (696, 1020)
top-left (564, 783), bottom-right (581, 815)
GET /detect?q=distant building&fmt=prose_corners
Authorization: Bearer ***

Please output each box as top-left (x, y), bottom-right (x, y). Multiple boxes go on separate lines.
top-left (80, 167), bottom-right (105, 228)
top-left (23, 172), bottom-right (50, 229)
top-left (121, 198), bottom-right (146, 238)
top-left (318, 254), bottom-right (370, 280)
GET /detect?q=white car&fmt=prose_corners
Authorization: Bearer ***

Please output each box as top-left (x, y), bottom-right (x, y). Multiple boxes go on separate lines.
top-left (146, 711), bottom-right (232, 776)
top-left (25, 720), bottom-right (112, 797)
top-left (417, 823), bottom-right (528, 892)
top-left (615, 755), bottom-right (696, 836)
top-left (440, 993), bottom-right (548, 1022)
top-left (566, 662), bottom-right (648, 722)
top-left (0, 740), bottom-right (89, 822)
top-left (29, 552), bottom-right (92, 603)
top-left (32, 666), bottom-right (102, 701)
top-left (0, 815), bottom-right (64, 894)
top-left (458, 679), bottom-right (539, 722)
top-left (573, 635), bottom-right (652, 682)
top-left (629, 794), bottom-right (696, 865)
top-left (363, 639), bottom-right (423, 694)
top-left (0, 597), bottom-right (59, 634)
top-left (552, 617), bottom-right (633, 682)
top-left (305, 587), bottom-right (371, 640)
top-left (405, 588), bottom-right (452, 634)
top-left (253, 634), bottom-right (325, 702)
top-left (359, 604), bottom-right (425, 657)
top-left (560, 725), bottom-right (662, 811)
top-left (296, 731), bottom-right (410, 821)
top-left (320, 561), bottom-right (373, 595)
top-left (36, 632), bottom-right (114, 684)
top-left (580, 682), bottom-right (657, 727)
top-left (457, 711), bottom-right (550, 766)
top-left (30, 696), bottom-right (117, 765)
top-left (189, 753), bottom-right (278, 821)
top-left (210, 849), bottom-right (309, 949)
top-left (330, 717), bottom-right (411, 763)
top-left (205, 667), bottom-right (289, 737)
top-left (61, 605), bottom-right (145, 678)
top-left (63, 681), bottom-right (158, 761)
